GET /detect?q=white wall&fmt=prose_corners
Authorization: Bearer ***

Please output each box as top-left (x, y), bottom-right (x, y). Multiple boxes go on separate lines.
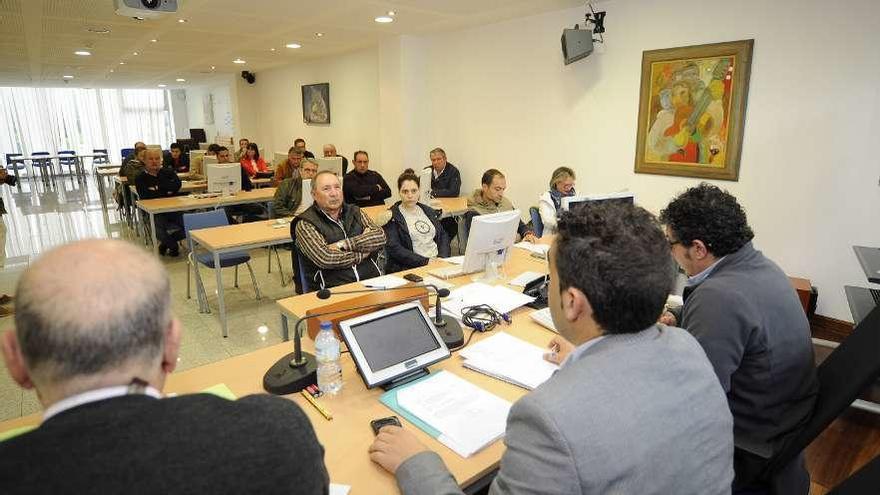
top-left (184, 78), bottom-right (237, 141)
top-left (246, 47), bottom-right (380, 165)
top-left (168, 89), bottom-right (189, 139)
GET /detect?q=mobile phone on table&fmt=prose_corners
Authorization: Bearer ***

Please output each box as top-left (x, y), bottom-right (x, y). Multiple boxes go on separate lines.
top-left (403, 273), bottom-right (423, 283)
top-left (370, 416), bottom-right (402, 435)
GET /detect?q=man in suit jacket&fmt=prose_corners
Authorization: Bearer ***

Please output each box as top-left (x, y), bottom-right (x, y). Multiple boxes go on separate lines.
top-left (369, 202), bottom-right (734, 495)
top-left (0, 239), bottom-right (329, 494)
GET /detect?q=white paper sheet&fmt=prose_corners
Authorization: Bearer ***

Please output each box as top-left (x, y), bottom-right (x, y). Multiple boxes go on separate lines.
top-left (459, 332), bottom-right (558, 390)
top-left (508, 271), bottom-right (546, 287)
top-left (329, 484), bottom-right (351, 495)
top-left (442, 283), bottom-right (535, 320)
top-left (513, 242), bottom-right (550, 256)
top-left (397, 371), bottom-right (511, 458)
top-left (443, 255), bottom-right (465, 265)
top-left (361, 275), bottom-right (409, 289)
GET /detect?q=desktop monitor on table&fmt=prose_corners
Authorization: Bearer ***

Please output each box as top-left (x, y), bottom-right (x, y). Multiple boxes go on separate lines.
top-left (300, 179), bottom-right (314, 211)
top-left (315, 157), bottom-right (343, 176)
top-left (206, 163), bottom-right (241, 195)
top-left (419, 167), bottom-right (433, 205)
top-left (203, 155), bottom-right (218, 166)
top-left (561, 191), bottom-right (635, 212)
top-left (461, 210), bottom-right (521, 274)
top-left (274, 152), bottom-right (288, 166)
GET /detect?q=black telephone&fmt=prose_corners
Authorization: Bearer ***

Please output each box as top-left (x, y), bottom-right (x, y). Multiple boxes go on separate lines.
top-left (523, 275), bottom-right (549, 309)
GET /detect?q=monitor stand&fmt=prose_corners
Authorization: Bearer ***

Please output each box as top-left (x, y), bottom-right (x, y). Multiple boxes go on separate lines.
top-left (473, 250), bottom-right (506, 284)
top-left (380, 368), bottom-right (430, 391)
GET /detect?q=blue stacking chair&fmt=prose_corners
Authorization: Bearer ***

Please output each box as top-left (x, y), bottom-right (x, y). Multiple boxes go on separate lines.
top-left (120, 148), bottom-right (135, 161)
top-left (183, 210), bottom-right (261, 313)
top-left (92, 149), bottom-right (110, 165)
top-left (529, 206), bottom-right (544, 238)
top-left (57, 150), bottom-right (79, 177)
top-left (30, 151), bottom-right (54, 182)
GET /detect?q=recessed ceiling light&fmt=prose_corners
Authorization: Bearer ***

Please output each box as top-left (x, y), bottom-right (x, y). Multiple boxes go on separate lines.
top-left (374, 16), bottom-right (393, 23)
top-left (150, 39), bottom-right (157, 43)
top-left (177, 18), bottom-right (187, 23)
top-left (158, 84), bottom-right (167, 88)
top-left (176, 78), bottom-right (185, 82)
top-left (119, 61), bottom-right (125, 65)
top-left (269, 47), bottom-right (276, 51)
top-left (74, 50), bottom-right (91, 56)
top-left (315, 32), bottom-right (324, 37)
top-left (63, 75), bottom-right (74, 79)
top-left (86, 27), bottom-right (111, 34)
top-left (388, 10), bottom-right (396, 16)
top-left (132, 52), bottom-right (139, 55)
top-left (285, 43), bottom-right (301, 49)
top-left (110, 69), bottom-right (115, 73)
top-left (210, 65), bottom-right (216, 70)
top-left (233, 58), bottom-right (246, 64)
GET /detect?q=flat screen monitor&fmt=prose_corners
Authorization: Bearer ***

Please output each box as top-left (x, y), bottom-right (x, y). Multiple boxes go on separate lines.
top-left (561, 191), bottom-right (635, 212)
top-left (315, 156), bottom-right (343, 176)
top-left (203, 155), bottom-right (218, 166)
top-left (300, 179), bottom-right (313, 211)
top-left (274, 152), bottom-right (288, 167)
top-left (206, 163), bottom-right (241, 195)
top-left (198, 143), bottom-right (210, 150)
top-left (419, 167), bottom-right (433, 204)
top-left (462, 210), bottom-right (521, 274)
top-left (190, 128), bottom-right (207, 144)
top-left (337, 302), bottom-right (450, 389)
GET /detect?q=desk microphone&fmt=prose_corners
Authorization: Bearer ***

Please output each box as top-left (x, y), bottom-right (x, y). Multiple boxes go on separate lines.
top-left (263, 293), bottom-right (434, 395)
top-left (316, 284), bottom-right (464, 348)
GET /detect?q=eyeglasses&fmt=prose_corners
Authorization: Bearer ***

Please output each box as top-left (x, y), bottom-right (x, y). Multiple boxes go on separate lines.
top-left (668, 240), bottom-right (681, 247)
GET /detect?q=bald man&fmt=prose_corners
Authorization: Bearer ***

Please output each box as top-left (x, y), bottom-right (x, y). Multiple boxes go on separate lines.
top-left (0, 240), bottom-right (329, 494)
top-left (136, 148), bottom-right (184, 256)
top-left (322, 143), bottom-right (349, 174)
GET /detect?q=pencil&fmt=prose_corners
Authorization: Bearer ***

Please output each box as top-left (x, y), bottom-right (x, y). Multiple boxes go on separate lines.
top-left (301, 389), bottom-right (333, 420)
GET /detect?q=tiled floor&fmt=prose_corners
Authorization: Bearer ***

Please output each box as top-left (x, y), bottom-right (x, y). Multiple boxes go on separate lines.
top-left (0, 171), bottom-right (297, 421)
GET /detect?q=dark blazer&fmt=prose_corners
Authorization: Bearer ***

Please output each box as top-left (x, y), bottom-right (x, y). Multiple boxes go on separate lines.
top-left (424, 162), bottom-right (461, 198)
top-left (342, 170), bottom-right (392, 207)
top-left (0, 393), bottom-right (330, 495)
top-left (384, 201), bottom-right (450, 273)
top-left (163, 150), bottom-right (190, 172)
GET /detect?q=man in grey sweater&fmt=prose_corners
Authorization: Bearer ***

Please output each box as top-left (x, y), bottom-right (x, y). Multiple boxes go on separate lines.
top-left (369, 202), bottom-right (734, 494)
top-left (660, 183), bottom-right (818, 494)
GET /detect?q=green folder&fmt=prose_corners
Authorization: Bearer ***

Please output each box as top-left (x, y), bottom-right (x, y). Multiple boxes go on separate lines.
top-left (378, 373), bottom-right (441, 438)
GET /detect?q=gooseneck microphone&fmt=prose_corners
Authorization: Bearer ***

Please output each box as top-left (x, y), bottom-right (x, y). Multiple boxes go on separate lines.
top-left (316, 283), bottom-right (464, 348)
top-left (263, 293), bottom-right (430, 395)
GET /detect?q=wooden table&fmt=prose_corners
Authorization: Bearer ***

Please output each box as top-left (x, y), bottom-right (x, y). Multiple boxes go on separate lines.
top-left (95, 167), bottom-right (120, 211)
top-left (137, 187), bottom-right (276, 252)
top-left (0, 248), bottom-right (552, 493)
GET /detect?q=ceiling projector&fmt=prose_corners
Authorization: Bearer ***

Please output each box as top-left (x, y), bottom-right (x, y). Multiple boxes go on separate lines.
top-left (115, 0), bottom-right (178, 19)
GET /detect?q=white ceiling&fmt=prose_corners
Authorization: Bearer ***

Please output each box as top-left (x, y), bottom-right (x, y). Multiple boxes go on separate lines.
top-left (0, 0), bottom-right (583, 89)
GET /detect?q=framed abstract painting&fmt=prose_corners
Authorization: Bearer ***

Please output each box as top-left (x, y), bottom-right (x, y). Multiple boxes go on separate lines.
top-left (302, 83), bottom-right (330, 125)
top-left (634, 39), bottom-right (753, 181)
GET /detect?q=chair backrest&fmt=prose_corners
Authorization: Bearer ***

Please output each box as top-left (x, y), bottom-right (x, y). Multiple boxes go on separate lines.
top-left (289, 220), bottom-right (309, 294)
top-left (92, 149), bottom-right (110, 164)
top-left (31, 151), bottom-right (49, 157)
top-left (182, 209), bottom-right (229, 253)
top-left (57, 150), bottom-right (77, 165)
top-left (5, 153), bottom-right (22, 165)
top-left (529, 206), bottom-right (544, 238)
top-left (121, 148), bottom-right (134, 161)
top-left (767, 305), bottom-right (880, 475)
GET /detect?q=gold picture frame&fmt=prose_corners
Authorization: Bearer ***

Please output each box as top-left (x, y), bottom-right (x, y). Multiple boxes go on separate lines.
top-left (634, 39), bottom-right (753, 181)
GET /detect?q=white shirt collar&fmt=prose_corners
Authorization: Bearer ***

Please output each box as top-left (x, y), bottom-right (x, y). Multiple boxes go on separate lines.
top-left (562, 335), bottom-right (607, 368)
top-left (685, 255), bottom-right (726, 287)
top-left (432, 166), bottom-right (445, 179)
top-left (43, 384), bottom-right (162, 421)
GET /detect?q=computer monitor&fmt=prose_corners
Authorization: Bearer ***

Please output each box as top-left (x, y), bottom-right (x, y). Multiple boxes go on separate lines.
top-left (198, 143), bottom-right (210, 151)
top-left (461, 210), bottom-right (521, 274)
top-left (206, 163), bottom-right (241, 195)
top-left (203, 155), bottom-right (218, 166)
top-left (300, 179), bottom-right (314, 211)
top-left (274, 152), bottom-right (288, 166)
top-left (190, 128), bottom-right (207, 144)
top-left (561, 191), bottom-right (635, 212)
top-left (315, 156), bottom-right (343, 176)
top-left (419, 167), bottom-right (433, 204)
top-left (188, 149), bottom-right (206, 163)
top-left (337, 302), bottom-right (450, 389)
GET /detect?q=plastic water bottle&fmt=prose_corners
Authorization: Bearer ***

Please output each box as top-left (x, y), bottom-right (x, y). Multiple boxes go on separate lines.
top-left (315, 321), bottom-right (343, 395)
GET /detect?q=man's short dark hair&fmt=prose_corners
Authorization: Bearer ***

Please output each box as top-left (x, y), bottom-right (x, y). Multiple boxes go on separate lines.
top-left (353, 150), bottom-right (369, 162)
top-left (288, 146), bottom-right (304, 156)
top-left (169, 143), bottom-right (181, 151)
top-left (481, 169), bottom-right (504, 186)
top-left (555, 203), bottom-right (676, 335)
top-left (659, 182), bottom-right (754, 257)
top-left (294, 138), bottom-right (306, 147)
top-left (397, 171), bottom-right (420, 189)
top-left (207, 143), bottom-right (222, 154)
top-left (217, 146), bottom-right (229, 153)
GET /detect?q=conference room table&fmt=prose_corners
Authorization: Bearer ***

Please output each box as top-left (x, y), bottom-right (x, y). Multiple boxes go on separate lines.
top-left (188, 196), bottom-right (469, 337)
top-left (136, 187), bottom-right (277, 251)
top-left (0, 247), bottom-right (553, 494)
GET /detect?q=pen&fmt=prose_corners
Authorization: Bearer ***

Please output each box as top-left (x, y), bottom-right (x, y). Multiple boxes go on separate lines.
top-left (301, 389), bottom-right (333, 420)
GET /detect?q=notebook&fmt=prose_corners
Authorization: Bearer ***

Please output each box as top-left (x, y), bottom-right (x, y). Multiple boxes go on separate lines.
top-left (459, 332), bottom-right (559, 390)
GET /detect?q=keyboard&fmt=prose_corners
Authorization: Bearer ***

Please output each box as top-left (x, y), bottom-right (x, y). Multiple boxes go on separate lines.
top-left (529, 307), bottom-right (558, 333)
top-left (428, 265), bottom-right (465, 280)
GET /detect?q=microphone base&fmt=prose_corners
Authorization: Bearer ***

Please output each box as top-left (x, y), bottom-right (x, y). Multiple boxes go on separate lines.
top-left (435, 315), bottom-right (464, 348)
top-left (263, 352), bottom-right (318, 395)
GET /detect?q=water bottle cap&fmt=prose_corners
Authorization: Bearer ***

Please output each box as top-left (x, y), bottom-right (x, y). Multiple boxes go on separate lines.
top-left (319, 321), bottom-right (332, 330)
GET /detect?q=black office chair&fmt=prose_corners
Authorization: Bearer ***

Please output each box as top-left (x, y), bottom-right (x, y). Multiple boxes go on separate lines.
top-left (828, 452), bottom-right (880, 494)
top-left (289, 220), bottom-right (310, 295)
top-left (743, 304), bottom-right (880, 493)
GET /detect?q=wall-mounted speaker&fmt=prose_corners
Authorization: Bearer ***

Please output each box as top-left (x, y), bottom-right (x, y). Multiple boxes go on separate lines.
top-left (561, 28), bottom-right (594, 65)
top-left (241, 71), bottom-right (256, 84)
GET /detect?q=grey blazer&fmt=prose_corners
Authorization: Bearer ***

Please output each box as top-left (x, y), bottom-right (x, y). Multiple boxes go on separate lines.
top-left (395, 325), bottom-right (734, 495)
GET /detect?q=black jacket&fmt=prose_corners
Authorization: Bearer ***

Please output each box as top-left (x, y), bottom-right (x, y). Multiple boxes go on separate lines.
top-left (162, 151), bottom-right (190, 173)
top-left (342, 169), bottom-right (392, 207)
top-left (135, 168), bottom-right (182, 200)
top-left (384, 201), bottom-right (451, 273)
top-left (0, 394), bottom-right (329, 494)
top-left (424, 162), bottom-right (461, 197)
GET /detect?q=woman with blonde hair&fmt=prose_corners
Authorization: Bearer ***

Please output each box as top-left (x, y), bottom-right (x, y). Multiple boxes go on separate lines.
top-left (537, 166), bottom-right (576, 235)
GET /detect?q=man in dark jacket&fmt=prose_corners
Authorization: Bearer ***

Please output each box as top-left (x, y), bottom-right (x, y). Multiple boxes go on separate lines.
top-left (343, 150), bottom-right (392, 207)
top-left (294, 171), bottom-right (386, 290)
top-left (383, 171), bottom-right (451, 273)
top-left (660, 183), bottom-right (818, 495)
top-left (425, 147), bottom-right (462, 241)
top-left (162, 142), bottom-right (190, 173)
top-left (0, 239), bottom-right (329, 494)
top-left (136, 148), bottom-right (184, 256)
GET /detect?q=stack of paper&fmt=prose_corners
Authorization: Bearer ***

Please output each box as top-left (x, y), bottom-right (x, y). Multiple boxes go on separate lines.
top-left (513, 242), bottom-right (550, 256)
top-left (362, 275), bottom-right (409, 289)
top-left (459, 332), bottom-right (559, 390)
top-left (508, 271), bottom-right (546, 287)
top-left (397, 371), bottom-right (512, 458)
top-left (442, 283), bottom-right (535, 320)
